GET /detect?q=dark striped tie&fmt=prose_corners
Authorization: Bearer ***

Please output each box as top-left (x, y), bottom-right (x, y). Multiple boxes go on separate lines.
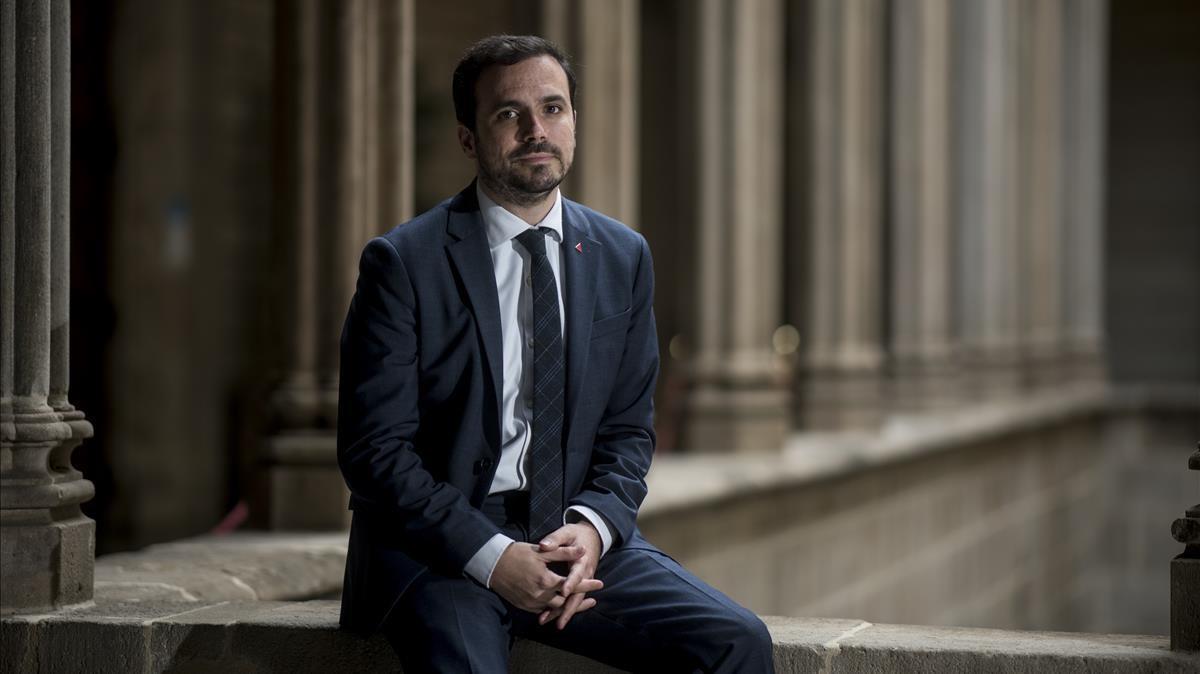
top-left (516, 228), bottom-right (565, 542)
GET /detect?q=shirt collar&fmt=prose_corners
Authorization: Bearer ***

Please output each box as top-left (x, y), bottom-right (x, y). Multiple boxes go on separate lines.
top-left (477, 182), bottom-right (563, 250)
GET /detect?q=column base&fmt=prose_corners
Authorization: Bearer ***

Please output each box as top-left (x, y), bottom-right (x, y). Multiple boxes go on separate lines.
top-left (680, 384), bottom-right (790, 453)
top-left (957, 345), bottom-right (1023, 402)
top-left (1023, 339), bottom-right (1069, 391)
top-left (888, 352), bottom-right (962, 414)
top-left (264, 431), bottom-right (350, 531)
top-left (1171, 552), bottom-right (1199, 651)
top-left (0, 514), bottom-right (95, 615)
top-left (1061, 339), bottom-right (1107, 387)
top-left (796, 367), bottom-right (884, 431)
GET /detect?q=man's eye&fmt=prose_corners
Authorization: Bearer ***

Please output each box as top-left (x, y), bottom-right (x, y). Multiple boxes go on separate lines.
top-left (546, 105), bottom-right (562, 114)
top-left (498, 110), bottom-right (517, 120)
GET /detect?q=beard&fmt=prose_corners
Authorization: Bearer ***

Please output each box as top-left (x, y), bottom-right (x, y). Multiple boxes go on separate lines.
top-left (478, 141), bottom-right (571, 207)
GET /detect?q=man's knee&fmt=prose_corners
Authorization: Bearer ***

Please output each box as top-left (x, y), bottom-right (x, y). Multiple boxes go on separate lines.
top-left (721, 607), bottom-right (774, 668)
top-left (384, 577), bottom-right (510, 672)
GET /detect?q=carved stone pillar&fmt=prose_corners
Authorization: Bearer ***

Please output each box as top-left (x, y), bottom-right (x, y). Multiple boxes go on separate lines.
top-left (888, 0), bottom-right (958, 412)
top-left (1060, 0), bottom-right (1108, 386)
top-left (1, 0), bottom-right (96, 614)
top-left (674, 0), bottom-right (790, 452)
top-left (538, 0), bottom-right (640, 228)
top-left (797, 0), bottom-right (887, 430)
top-left (953, 0), bottom-right (1023, 400)
top-left (266, 0), bottom-right (414, 529)
top-left (1170, 444), bottom-right (1200, 651)
top-left (1018, 0), bottom-right (1067, 389)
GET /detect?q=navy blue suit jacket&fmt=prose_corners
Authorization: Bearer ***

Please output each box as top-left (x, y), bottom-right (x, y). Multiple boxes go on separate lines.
top-left (338, 185), bottom-right (661, 635)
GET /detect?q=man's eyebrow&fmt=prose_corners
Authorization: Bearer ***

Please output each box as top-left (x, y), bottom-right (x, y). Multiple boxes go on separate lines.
top-left (488, 94), bottom-right (568, 112)
top-left (489, 99), bottom-right (525, 112)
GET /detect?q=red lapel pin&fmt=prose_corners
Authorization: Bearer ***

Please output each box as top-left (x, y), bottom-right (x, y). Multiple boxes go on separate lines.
top-left (575, 242), bottom-right (583, 253)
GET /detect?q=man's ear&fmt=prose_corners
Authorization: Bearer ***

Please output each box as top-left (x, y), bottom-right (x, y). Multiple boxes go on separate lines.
top-left (457, 124), bottom-right (477, 159)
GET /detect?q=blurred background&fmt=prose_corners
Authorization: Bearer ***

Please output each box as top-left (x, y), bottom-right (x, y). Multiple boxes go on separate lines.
top-left (54, 0), bottom-right (1197, 637)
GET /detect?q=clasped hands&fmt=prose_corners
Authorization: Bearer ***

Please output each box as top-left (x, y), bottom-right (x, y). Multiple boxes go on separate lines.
top-left (489, 521), bottom-right (602, 630)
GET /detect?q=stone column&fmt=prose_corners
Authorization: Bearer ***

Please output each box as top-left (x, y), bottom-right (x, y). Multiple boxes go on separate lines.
top-left (1170, 444), bottom-right (1200, 651)
top-left (888, 0), bottom-right (958, 412)
top-left (1, 0), bottom-right (96, 614)
top-left (1060, 0), bottom-right (1108, 386)
top-left (676, 0), bottom-right (790, 452)
top-left (1018, 0), bottom-right (1067, 389)
top-left (953, 0), bottom-right (1023, 399)
top-left (266, 0), bottom-right (414, 529)
top-left (538, 0), bottom-right (640, 227)
top-left (796, 0), bottom-right (887, 430)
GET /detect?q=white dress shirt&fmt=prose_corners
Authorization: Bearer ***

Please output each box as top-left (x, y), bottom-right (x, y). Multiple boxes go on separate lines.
top-left (463, 184), bottom-right (614, 588)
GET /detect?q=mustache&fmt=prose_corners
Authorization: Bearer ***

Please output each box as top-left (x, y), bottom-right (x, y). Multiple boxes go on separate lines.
top-left (510, 142), bottom-right (561, 159)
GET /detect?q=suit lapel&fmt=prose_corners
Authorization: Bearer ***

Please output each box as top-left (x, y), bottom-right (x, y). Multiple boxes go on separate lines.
top-left (445, 188), bottom-right (505, 435)
top-left (561, 201), bottom-right (601, 446)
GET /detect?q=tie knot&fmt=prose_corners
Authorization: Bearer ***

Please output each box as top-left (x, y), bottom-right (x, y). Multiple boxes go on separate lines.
top-left (516, 228), bottom-right (549, 257)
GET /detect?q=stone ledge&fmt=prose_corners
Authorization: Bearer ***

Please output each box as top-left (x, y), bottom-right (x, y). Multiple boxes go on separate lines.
top-left (94, 532), bottom-right (348, 603)
top-left (2, 600), bottom-right (1196, 673)
top-left (641, 384), bottom-right (1187, 517)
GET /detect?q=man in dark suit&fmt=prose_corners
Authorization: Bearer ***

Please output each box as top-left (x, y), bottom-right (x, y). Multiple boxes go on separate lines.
top-left (338, 34), bottom-right (774, 672)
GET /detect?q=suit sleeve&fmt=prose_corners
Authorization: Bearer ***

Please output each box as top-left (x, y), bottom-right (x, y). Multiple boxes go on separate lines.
top-left (567, 235), bottom-right (659, 548)
top-left (337, 236), bottom-right (499, 575)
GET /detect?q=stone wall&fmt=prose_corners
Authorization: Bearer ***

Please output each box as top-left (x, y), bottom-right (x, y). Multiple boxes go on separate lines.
top-left (637, 388), bottom-right (1198, 636)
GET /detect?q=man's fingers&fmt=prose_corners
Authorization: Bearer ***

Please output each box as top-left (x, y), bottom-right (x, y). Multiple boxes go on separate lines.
top-left (561, 559), bottom-right (588, 595)
top-left (540, 595), bottom-right (598, 627)
top-left (538, 545), bottom-right (584, 563)
top-left (574, 578), bottom-right (603, 593)
top-left (556, 592), bottom-right (586, 630)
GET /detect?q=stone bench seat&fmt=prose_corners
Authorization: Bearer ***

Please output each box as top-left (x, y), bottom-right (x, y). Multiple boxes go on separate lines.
top-left (3, 599), bottom-right (1196, 673)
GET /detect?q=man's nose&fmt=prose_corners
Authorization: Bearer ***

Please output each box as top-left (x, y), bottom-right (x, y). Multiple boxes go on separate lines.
top-left (520, 113), bottom-right (547, 142)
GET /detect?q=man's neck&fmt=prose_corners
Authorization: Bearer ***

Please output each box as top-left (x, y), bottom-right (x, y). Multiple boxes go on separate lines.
top-left (477, 180), bottom-right (557, 226)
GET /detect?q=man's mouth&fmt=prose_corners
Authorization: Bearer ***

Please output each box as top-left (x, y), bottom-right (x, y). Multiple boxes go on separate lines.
top-left (512, 144), bottom-right (560, 163)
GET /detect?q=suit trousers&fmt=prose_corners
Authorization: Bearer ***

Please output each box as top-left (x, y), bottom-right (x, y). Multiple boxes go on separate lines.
top-left (379, 493), bottom-right (775, 673)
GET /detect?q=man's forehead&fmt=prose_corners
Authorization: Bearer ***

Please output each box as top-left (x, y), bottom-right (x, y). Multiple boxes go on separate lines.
top-left (476, 56), bottom-right (569, 102)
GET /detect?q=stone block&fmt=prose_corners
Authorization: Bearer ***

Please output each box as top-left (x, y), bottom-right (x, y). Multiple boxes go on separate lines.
top-left (26, 601), bottom-right (223, 673)
top-left (268, 465), bottom-right (351, 531)
top-left (831, 622), bottom-right (1200, 674)
top-left (763, 616), bottom-right (866, 673)
top-left (38, 620), bottom-right (151, 673)
top-left (150, 601), bottom-right (296, 672)
top-left (0, 615), bottom-right (43, 674)
top-left (1172, 555), bottom-right (1200, 651)
top-left (222, 605), bottom-right (395, 673)
top-left (0, 516), bottom-right (94, 614)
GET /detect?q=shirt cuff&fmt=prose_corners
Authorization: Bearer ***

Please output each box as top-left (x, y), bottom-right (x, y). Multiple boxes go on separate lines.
top-left (464, 533), bottom-right (516, 588)
top-left (565, 505), bottom-right (613, 557)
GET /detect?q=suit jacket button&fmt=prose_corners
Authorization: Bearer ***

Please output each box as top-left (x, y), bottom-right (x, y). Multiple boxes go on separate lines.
top-left (474, 458), bottom-right (494, 474)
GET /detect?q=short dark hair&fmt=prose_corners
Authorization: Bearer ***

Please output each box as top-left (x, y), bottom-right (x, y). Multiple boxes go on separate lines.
top-left (452, 35), bottom-right (576, 132)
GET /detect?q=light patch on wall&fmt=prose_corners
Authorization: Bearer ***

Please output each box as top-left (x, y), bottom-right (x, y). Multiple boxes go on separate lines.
top-left (164, 198), bottom-right (192, 272)
top-left (773, 324), bottom-right (800, 356)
